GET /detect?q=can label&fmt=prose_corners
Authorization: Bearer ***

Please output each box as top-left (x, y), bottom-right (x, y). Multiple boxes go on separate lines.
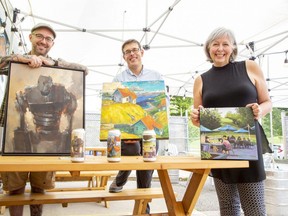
top-left (107, 129), bottom-right (121, 162)
top-left (142, 130), bottom-right (157, 161)
top-left (71, 128), bottom-right (85, 162)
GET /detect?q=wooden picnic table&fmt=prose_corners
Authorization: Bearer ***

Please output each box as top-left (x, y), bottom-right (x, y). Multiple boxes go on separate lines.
top-left (0, 155), bottom-right (248, 216)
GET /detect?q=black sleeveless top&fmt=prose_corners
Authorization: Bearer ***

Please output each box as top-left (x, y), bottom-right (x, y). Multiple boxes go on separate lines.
top-left (201, 61), bottom-right (266, 183)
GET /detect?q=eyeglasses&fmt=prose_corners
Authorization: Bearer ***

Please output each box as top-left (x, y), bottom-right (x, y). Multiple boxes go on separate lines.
top-left (123, 48), bottom-right (140, 56)
top-left (32, 33), bottom-right (54, 43)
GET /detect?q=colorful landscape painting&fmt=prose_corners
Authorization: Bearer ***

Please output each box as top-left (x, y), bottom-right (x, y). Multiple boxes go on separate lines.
top-left (200, 107), bottom-right (258, 160)
top-left (100, 80), bottom-right (169, 140)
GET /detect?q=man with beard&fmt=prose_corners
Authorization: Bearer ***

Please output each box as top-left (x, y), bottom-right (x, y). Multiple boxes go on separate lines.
top-left (0, 23), bottom-right (88, 216)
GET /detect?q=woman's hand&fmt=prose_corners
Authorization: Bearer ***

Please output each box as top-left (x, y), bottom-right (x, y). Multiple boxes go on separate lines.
top-left (191, 105), bottom-right (203, 127)
top-left (246, 103), bottom-right (262, 120)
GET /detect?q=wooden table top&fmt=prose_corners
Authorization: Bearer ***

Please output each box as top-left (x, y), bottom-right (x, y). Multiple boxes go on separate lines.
top-left (0, 155), bottom-right (249, 216)
top-left (0, 156), bottom-right (248, 172)
top-left (85, 146), bottom-right (106, 151)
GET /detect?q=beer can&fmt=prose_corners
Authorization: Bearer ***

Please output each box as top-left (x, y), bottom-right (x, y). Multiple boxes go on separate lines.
top-left (107, 129), bottom-right (121, 162)
top-left (142, 130), bottom-right (157, 162)
top-left (71, 128), bottom-right (85, 163)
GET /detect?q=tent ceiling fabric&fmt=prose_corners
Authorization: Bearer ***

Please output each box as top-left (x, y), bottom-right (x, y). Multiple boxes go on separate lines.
top-left (2, 0), bottom-right (288, 111)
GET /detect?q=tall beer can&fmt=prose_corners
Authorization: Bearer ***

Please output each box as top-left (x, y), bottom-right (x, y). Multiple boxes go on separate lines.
top-left (107, 129), bottom-right (121, 162)
top-left (142, 130), bottom-right (157, 162)
top-left (71, 128), bottom-right (86, 162)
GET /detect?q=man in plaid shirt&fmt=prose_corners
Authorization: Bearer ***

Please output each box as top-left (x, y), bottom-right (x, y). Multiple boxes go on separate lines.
top-left (0, 23), bottom-right (87, 216)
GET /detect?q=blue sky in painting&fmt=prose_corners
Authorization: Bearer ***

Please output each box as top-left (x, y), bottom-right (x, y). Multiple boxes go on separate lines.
top-left (122, 80), bottom-right (165, 93)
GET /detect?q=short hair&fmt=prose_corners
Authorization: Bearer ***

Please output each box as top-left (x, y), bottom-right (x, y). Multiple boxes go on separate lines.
top-left (204, 27), bottom-right (238, 63)
top-left (122, 39), bottom-right (142, 54)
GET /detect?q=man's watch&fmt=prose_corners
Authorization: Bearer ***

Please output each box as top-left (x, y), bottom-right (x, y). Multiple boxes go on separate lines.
top-left (54, 59), bottom-right (59, 66)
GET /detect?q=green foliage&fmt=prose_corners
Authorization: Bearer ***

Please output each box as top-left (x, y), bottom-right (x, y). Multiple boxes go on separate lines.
top-left (225, 112), bottom-right (240, 124)
top-left (169, 96), bottom-right (193, 116)
top-left (188, 120), bottom-right (200, 141)
top-left (225, 107), bottom-right (254, 128)
top-left (200, 108), bottom-right (221, 130)
top-left (150, 94), bottom-right (166, 115)
top-left (201, 151), bottom-right (212, 159)
top-left (262, 107), bottom-right (288, 139)
top-left (200, 107), bottom-right (255, 130)
top-left (188, 120), bottom-right (201, 151)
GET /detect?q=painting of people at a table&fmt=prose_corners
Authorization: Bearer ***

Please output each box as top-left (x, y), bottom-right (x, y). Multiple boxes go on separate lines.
top-left (200, 107), bottom-right (258, 160)
top-left (100, 80), bottom-right (169, 140)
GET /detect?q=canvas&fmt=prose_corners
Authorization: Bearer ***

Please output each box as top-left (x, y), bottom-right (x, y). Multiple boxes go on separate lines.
top-left (2, 62), bottom-right (85, 155)
top-left (100, 80), bottom-right (169, 140)
top-left (200, 107), bottom-right (258, 160)
top-left (0, 33), bottom-right (8, 57)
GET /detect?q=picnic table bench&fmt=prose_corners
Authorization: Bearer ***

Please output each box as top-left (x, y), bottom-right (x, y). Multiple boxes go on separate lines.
top-left (0, 188), bottom-right (165, 215)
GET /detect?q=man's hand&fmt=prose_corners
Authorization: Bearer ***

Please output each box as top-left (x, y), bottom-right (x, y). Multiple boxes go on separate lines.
top-left (38, 56), bottom-right (56, 66)
top-left (39, 57), bottom-right (89, 76)
top-left (0, 54), bottom-right (43, 69)
top-left (57, 58), bottom-right (89, 75)
top-left (19, 55), bottom-right (43, 68)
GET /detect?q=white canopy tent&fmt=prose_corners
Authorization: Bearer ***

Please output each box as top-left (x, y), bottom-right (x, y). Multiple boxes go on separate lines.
top-left (1, 0), bottom-right (288, 112)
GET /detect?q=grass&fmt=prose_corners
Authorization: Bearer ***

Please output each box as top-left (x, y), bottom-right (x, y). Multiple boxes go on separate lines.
top-left (267, 136), bottom-right (283, 145)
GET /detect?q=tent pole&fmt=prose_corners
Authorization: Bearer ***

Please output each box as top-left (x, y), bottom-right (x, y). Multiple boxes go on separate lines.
top-left (17, 10), bottom-right (123, 42)
top-left (145, 0), bottom-right (181, 47)
top-left (257, 34), bottom-right (288, 57)
top-left (281, 111), bottom-right (287, 159)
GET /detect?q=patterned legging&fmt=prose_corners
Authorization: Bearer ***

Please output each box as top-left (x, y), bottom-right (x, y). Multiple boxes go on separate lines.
top-left (214, 178), bottom-right (266, 216)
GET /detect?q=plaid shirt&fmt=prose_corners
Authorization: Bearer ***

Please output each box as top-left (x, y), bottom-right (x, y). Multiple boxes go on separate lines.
top-left (0, 53), bottom-right (55, 127)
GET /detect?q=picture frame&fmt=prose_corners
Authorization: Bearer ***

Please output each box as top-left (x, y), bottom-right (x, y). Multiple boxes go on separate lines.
top-left (0, 34), bottom-right (9, 58)
top-left (2, 62), bottom-right (85, 156)
top-left (100, 80), bottom-right (169, 141)
top-left (200, 107), bottom-right (258, 160)
top-left (0, 29), bottom-right (10, 155)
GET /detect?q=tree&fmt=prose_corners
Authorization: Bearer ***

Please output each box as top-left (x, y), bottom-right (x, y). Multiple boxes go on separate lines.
top-left (200, 108), bottom-right (221, 130)
top-left (262, 107), bottom-right (288, 138)
top-left (169, 96), bottom-right (193, 116)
